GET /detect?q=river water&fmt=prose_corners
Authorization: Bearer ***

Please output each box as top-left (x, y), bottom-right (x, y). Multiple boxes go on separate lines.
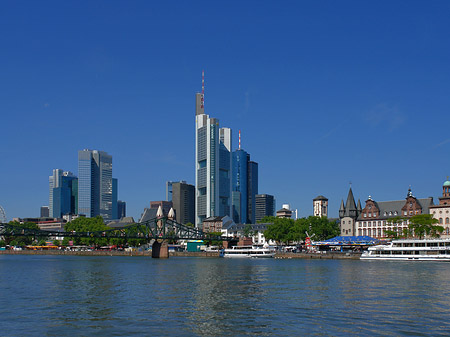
top-left (1, 255), bottom-right (450, 336)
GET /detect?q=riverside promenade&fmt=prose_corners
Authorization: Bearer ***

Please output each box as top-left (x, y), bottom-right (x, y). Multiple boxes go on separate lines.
top-left (0, 250), bottom-right (361, 259)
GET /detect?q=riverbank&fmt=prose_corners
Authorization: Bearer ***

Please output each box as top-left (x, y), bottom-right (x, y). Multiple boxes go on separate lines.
top-left (0, 250), bottom-right (361, 259)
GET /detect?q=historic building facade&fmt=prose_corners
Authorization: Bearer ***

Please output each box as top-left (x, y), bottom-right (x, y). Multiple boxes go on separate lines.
top-left (429, 180), bottom-right (450, 237)
top-left (355, 188), bottom-right (434, 238)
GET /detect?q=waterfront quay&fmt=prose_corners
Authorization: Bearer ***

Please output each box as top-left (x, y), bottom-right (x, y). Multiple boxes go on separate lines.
top-left (0, 249), bottom-right (361, 259)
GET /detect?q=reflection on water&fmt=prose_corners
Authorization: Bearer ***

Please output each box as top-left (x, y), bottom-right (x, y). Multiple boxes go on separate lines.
top-left (1, 255), bottom-right (450, 336)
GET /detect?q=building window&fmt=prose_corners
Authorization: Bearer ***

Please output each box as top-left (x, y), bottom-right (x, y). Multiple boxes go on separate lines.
top-left (446, 218), bottom-right (449, 224)
top-left (364, 214), bottom-right (367, 218)
top-left (369, 213), bottom-right (372, 217)
top-left (440, 218), bottom-right (443, 224)
top-left (404, 211), bottom-right (407, 216)
top-left (342, 220), bottom-right (345, 224)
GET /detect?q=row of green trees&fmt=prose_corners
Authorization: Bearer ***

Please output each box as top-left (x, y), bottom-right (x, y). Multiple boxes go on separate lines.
top-left (261, 216), bottom-right (340, 245)
top-left (384, 214), bottom-right (444, 239)
top-left (63, 216), bottom-right (147, 247)
top-left (0, 217), bottom-right (148, 248)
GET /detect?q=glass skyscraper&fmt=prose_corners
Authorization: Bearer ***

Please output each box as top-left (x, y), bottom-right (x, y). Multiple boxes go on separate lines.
top-left (78, 149), bottom-right (116, 220)
top-left (49, 169), bottom-right (78, 218)
top-left (232, 149), bottom-right (248, 224)
top-left (195, 91), bottom-right (232, 226)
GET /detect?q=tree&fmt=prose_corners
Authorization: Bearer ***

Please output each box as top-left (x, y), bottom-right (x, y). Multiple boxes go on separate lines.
top-left (263, 217), bottom-right (295, 245)
top-left (204, 231), bottom-right (223, 248)
top-left (64, 216), bottom-right (110, 247)
top-left (243, 224), bottom-right (254, 238)
top-left (185, 222), bottom-right (195, 228)
top-left (5, 221), bottom-right (40, 246)
top-left (408, 214), bottom-right (444, 239)
top-left (53, 239), bottom-right (60, 246)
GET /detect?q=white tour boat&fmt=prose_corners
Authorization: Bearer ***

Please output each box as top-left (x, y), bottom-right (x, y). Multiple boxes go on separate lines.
top-left (221, 245), bottom-right (275, 258)
top-left (361, 238), bottom-right (450, 261)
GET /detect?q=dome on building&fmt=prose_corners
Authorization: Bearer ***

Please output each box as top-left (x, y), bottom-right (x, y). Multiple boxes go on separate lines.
top-left (444, 180), bottom-right (450, 187)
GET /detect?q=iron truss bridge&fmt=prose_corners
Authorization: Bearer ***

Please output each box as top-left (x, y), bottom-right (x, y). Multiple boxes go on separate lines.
top-left (0, 217), bottom-right (232, 241)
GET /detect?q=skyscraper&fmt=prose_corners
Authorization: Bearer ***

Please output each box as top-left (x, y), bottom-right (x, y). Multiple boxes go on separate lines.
top-left (232, 148), bottom-right (248, 224)
top-left (255, 194), bottom-right (275, 222)
top-left (231, 132), bottom-right (258, 224)
top-left (172, 181), bottom-right (195, 225)
top-left (195, 72), bottom-right (232, 226)
top-left (247, 159), bottom-right (258, 224)
top-left (49, 169), bottom-right (78, 218)
top-left (78, 149), bottom-right (116, 220)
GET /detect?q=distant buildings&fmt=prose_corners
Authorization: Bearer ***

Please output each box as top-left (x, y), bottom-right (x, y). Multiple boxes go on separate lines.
top-left (77, 149), bottom-right (118, 220)
top-left (150, 201), bottom-right (173, 215)
top-left (276, 204), bottom-right (294, 218)
top-left (255, 194), bottom-right (275, 222)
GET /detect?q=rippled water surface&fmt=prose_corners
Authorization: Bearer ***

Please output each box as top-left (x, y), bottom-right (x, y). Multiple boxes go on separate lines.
top-left (1, 255), bottom-right (450, 336)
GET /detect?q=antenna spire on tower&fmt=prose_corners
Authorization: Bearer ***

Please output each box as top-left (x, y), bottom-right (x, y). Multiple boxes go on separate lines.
top-left (201, 70), bottom-right (205, 109)
top-left (239, 130), bottom-right (241, 150)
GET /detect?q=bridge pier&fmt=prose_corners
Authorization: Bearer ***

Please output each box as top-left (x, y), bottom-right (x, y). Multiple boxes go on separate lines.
top-left (152, 241), bottom-right (169, 258)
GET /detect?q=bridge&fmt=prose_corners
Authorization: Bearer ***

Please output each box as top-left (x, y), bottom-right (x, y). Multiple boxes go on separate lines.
top-left (0, 216), bottom-right (232, 258)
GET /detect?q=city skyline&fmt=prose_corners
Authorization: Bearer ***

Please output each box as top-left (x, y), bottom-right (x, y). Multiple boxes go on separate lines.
top-left (2, 1), bottom-right (450, 221)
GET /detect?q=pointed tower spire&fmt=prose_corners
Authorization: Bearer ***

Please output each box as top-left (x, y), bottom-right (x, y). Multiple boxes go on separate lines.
top-left (156, 205), bottom-right (163, 218)
top-left (168, 207), bottom-right (175, 220)
top-left (339, 199), bottom-right (345, 218)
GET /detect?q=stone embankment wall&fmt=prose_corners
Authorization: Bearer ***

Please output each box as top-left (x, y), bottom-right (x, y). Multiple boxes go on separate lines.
top-left (0, 250), bottom-right (361, 259)
top-left (275, 252), bottom-right (361, 259)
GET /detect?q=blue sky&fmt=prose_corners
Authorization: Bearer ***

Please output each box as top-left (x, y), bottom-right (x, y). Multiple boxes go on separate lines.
top-left (1, 1), bottom-right (450, 221)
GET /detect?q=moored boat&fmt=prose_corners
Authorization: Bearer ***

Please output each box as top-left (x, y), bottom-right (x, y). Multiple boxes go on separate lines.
top-left (221, 245), bottom-right (275, 258)
top-left (361, 238), bottom-right (450, 261)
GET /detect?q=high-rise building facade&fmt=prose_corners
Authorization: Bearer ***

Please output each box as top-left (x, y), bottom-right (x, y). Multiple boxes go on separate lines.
top-left (117, 200), bottom-right (126, 219)
top-left (231, 131), bottom-right (258, 224)
top-left (195, 78), bottom-right (232, 226)
top-left (78, 149), bottom-right (116, 220)
top-left (255, 194), bottom-right (275, 223)
top-left (232, 149), bottom-right (248, 223)
top-left (172, 181), bottom-right (195, 224)
top-left (247, 159), bottom-right (258, 224)
top-left (49, 169), bottom-right (78, 218)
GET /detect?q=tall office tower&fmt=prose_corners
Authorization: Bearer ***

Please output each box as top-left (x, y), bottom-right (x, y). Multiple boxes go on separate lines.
top-left (40, 206), bottom-right (49, 218)
top-left (255, 194), bottom-right (275, 222)
top-left (78, 149), bottom-right (116, 220)
top-left (117, 200), bottom-right (126, 219)
top-left (172, 181), bottom-right (195, 224)
top-left (195, 72), bottom-right (232, 226)
top-left (112, 178), bottom-right (118, 219)
top-left (219, 128), bottom-right (232, 218)
top-left (49, 169), bottom-right (78, 218)
top-left (247, 158), bottom-right (258, 224)
top-left (166, 180), bottom-right (187, 202)
top-left (232, 147), bottom-right (248, 224)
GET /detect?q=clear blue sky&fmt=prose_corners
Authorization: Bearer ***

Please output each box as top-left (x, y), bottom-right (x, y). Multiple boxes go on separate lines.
top-left (2, 1), bottom-right (450, 221)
